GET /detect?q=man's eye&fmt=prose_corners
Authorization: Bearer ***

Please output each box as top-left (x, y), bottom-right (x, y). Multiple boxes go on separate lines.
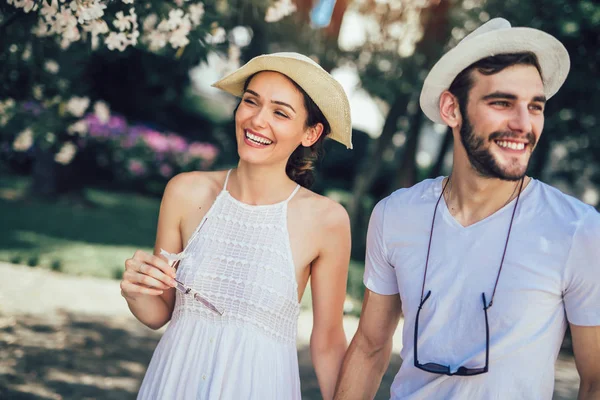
top-left (491, 101), bottom-right (510, 107)
top-left (530, 105), bottom-right (544, 112)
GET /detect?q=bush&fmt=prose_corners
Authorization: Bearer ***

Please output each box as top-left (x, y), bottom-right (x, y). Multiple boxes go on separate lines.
top-left (27, 255), bottom-right (39, 267)
top-left (50, 260), bottom-right (62, 272)
top-left (1, 103), bottom-right (220, 196)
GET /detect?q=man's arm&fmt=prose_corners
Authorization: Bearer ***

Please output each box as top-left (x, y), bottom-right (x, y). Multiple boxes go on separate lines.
top-left (334, 289), bottom-right (402, 400)
top-left (570, 324), bottom-right (600, 400)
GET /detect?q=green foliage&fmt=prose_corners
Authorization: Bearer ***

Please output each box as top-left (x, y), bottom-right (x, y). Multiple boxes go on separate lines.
top-left (50, 259), bottom-right (62, 272)
top-left (27, 255), bottom-right (39, 267)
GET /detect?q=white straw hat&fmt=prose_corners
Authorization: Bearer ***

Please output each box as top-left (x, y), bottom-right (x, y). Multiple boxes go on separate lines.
top-left (212, 52), bottom-right (352, 149)
top-left (420, 18), bottom-right (570, 125)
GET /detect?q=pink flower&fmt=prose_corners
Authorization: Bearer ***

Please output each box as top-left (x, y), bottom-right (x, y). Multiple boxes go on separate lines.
top-left (159, 163), bottom-right (173, 178)
top-left (165, 133), bottom-right (188, 153)
top-left (187, 142), bottom-right (218, 162)
top-left (142, 131), bottom-right (170, 153)
top-left (127, 159), bottom-right (146, 176)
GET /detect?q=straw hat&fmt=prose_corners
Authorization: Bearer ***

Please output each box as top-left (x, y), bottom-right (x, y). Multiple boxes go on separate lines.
top-left (212, 52), bottom-right (352, 149)
top-left (420, 18), bottom-right (570, 125)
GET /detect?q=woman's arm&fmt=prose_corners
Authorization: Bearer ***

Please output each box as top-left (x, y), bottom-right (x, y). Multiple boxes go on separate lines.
top-left (121, 175), bottom-right (186, 329)
top-left (310, 201), bottom-right (351, 400)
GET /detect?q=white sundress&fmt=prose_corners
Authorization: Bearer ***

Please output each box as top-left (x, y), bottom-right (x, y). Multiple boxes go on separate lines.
top-left (137, 170), bottom-right (303, 399)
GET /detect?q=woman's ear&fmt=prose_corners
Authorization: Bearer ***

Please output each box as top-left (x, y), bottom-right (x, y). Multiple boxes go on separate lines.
top-left (439, 91), bottom-right (461, 128)
top-left (302, 123), bottom-right (324, 147)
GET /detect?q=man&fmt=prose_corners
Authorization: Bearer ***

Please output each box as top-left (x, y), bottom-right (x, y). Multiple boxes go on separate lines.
top-left (334, 18), bottom-right (600, 399)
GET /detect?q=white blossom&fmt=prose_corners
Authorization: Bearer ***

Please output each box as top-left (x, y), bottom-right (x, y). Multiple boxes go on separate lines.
top-left (114, 11), bottom-right (132, 31)
top-left (75, 0), bottom-right (106, 24)
top-left (54, 142), bottom-right (77, 165)
top-left (147, 31), bottom-right (168, 51)
top-left (67, 120), bottom-right (89, 136)
top-left (46, 132), bottom-right (56, 144)
top-left (105, 32), bottom-right (128, 51)
top-left (142, 13), bottom-right (158, 32)
top-left (40, 0), bottom-right (57, 16)
top-left (66, 96), bottom-right (90, 117)
top-left (205, 26), bottom-right (226, 44)
top-left (188, 3), bottom-right (204, 27)
top-left (166, 9), bottom-right (185, 30)
top-left (22, 44), bottom-right (32, 61)
top-left (0, 99), bottom-right (16, 127)
top-left (122, 0), bottom-right (134, 4)
top-left (44, 59), bottom-right (60, 74)
top-left (33, 85), bottom-right (44, 100)
top-left (94, 100), bottom-right (110, 123)
top-left (13, 128), bottom-right (34, 152)
top-left (265, 0), bottom-right (297, 23)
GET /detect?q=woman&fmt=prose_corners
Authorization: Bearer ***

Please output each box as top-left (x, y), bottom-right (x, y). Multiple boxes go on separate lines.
top-left (120, 52), bottom-right (353, 399)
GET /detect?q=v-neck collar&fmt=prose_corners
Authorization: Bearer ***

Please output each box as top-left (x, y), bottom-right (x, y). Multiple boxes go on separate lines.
top-left (432, 176), bottom-right (537, 230)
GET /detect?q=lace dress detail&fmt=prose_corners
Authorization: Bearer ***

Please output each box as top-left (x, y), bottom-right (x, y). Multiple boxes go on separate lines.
top-left (138, 171), bottom-right (302, 399)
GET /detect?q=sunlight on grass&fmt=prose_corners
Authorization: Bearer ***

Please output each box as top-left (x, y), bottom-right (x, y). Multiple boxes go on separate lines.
top-left (1, 177), bottom-right (159, 279)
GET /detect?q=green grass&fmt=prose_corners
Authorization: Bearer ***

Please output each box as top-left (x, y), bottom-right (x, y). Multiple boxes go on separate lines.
top-left (0, 176), bottom-right (158, 279)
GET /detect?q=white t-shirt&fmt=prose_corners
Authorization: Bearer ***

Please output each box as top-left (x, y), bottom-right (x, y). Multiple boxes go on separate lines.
top-left (364, 177), bottom-right (600, 400)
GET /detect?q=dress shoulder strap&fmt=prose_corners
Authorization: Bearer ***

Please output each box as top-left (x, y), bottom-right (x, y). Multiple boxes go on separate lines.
top-left (222, 169), bottom-right (232, 191)
top-left (285, 184), bottom-right (301, 203)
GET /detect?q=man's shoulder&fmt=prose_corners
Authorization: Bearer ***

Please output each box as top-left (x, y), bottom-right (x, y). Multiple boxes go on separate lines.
top-left (372, 178), bottom-right (442, 223)
top-left (533, 180), bottom-right (599, 225)
top-left (383, 177), bottom-right (442, 207)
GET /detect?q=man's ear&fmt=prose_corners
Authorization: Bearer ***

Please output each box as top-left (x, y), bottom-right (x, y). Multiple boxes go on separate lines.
top-left (439, 91), bottom-right (462, 128)
top-left (302, 123), bottom-right (324, 147)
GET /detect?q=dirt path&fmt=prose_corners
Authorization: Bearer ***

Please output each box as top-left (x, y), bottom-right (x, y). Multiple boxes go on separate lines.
top-left (0, 263), bottom-right (579, 399)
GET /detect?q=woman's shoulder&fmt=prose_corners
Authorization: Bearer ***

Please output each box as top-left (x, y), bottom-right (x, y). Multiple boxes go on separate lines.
top-left (295, 189), bottom-right (350, 232)
top-left (163, 170), bottom-right (228, 203)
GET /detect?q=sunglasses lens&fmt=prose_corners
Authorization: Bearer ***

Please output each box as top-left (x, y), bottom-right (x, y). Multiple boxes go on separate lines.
top-left (422, 363), bottom-right (450, 374)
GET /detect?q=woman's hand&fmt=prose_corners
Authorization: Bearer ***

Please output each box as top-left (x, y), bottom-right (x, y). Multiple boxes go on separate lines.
top-left (121, 250), bottom-right (177, 300)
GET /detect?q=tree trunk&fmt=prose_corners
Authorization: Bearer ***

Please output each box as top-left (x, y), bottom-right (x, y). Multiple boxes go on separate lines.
top-left (346, 1), bottom-right (452, 259)
top-left (30, 147), bottom-right (60, 199)
top-left (347, 96), bottom-right (407, 259)
top-left (394, 106), bottom-right (424, 190)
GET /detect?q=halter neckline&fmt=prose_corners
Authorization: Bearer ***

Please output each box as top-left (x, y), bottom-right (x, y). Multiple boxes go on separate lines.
top-left (222, 169), bottom-right (301, 207)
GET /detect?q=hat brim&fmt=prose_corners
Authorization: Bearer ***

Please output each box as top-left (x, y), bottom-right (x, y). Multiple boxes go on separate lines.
top-left (420, 27), bottom-right (570, 125)
top-left (212, 54), bottom-right (353, 149)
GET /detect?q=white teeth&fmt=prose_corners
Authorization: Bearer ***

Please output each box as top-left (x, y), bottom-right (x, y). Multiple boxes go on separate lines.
top-left (496, 140), bottom-right (525, 150)
top-left (245, 130), bottom-right (273, 145)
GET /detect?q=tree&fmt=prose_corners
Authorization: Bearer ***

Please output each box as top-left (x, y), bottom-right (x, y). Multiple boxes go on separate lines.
top-left (340, 0), bottom-right (454, 258)
top-left (0, 0), bottom-right (296, 198)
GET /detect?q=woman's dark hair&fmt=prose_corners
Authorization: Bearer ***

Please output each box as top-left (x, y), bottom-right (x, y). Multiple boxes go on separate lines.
top-left (240, 72), bottom-right (332, 188)
top-left (448, 52), bottom-right (543, 115)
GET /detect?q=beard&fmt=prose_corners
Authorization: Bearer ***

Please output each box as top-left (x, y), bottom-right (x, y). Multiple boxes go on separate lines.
top-left (459, 114), bottom-right (537, 181)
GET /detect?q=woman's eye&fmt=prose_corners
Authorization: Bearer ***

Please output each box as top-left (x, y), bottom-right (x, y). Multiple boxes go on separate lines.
top-left (243, 98), bottom-right (256, 105)
top-left (275, 111), bottom-right (289, 118)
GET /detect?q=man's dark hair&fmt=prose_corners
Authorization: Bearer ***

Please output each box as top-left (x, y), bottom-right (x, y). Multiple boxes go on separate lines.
top-left (448, 52), bottom-right (543, 115)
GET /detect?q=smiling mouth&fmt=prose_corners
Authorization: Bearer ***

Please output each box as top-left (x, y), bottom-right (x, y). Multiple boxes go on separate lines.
top-left (495, 140), bottom-right (526, 151)
top-left (245, 130), bottom-right (273, 145)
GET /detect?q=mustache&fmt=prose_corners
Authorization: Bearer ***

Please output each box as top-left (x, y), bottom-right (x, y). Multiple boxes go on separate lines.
top-left (489, 131), bottom-right (536, 147)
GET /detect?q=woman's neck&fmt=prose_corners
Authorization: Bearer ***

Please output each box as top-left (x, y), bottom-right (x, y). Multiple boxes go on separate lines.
top-left (228, 161), bottom-right (298, 205)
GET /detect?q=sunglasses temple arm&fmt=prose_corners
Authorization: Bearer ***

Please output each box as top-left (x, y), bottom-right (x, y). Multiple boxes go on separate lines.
top-left (483, 292), bottom-right (490, 372)
top-left (414, 290), bottom-right (431, 367)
